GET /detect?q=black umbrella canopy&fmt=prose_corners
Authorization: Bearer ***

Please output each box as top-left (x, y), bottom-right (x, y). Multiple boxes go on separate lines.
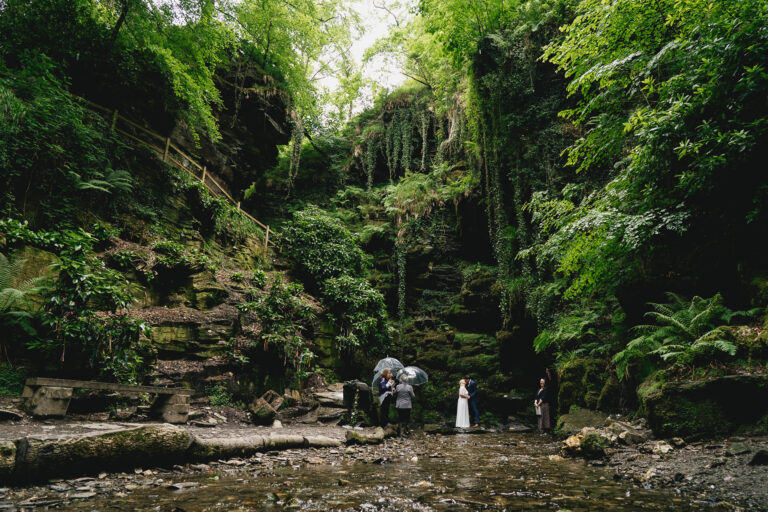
top-left (395, 366), bottom-right (429, 386)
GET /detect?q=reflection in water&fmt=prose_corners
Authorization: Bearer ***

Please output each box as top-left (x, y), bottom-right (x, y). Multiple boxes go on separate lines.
top-left (68, 433), bottom-right (706, 511)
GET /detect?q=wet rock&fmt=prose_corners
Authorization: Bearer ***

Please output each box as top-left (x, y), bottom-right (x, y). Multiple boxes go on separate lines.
top-left (166, 482), bottom-right (199, 490)
top-left (748, 450), bottom-right (768, 466)
top-left (272, 420), bottom-right (283, 429)
top-left (560, 428), bottom-right (614, 458)
top-left (556, 409), bottom-right (609, 435)
top-left (652, 441), bottom-right (674, 455)
top-left (345, 427), bottom-right (385, 445)
top-left (618, 430), bottom-right (646, 445)
top-left (262, 390), bottom-right (285, 411)
top-left (670, 437), bottom-right (686, 448)
top-left (725, 442), bottom-right (750, 456)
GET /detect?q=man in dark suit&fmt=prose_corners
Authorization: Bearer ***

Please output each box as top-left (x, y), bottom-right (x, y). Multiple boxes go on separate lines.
top-left (464, 374), bottom-right (479, 427)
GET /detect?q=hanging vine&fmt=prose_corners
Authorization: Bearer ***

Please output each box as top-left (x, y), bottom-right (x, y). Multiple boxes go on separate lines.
top-left (364, 137), bottom-right (378, 192)
top-left (400, 109), bottom-right (414, 173)
top-left (395, 231), bottom-right (407, 342)
top-left (286, 113), bottom-right (304, 197)
top-left (419, 109), bottom-right (430, 172)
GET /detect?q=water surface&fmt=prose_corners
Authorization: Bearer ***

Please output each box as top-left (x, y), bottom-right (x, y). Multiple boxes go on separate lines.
top-left (70, 433), bottom-right (705, 511)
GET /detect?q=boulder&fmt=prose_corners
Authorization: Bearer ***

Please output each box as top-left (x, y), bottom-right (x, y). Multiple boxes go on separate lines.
top-left (345, 427), bottom-right (385, 445)
top-left (314, 391), bottom-right (345, 408)
top-left (651, 441), bottom-right (673, 455)
top-left (641, 374), bottom-right (768, 439)
top-left (249, 398), bottom-right (276, 425)
top-left (14, 424), bottom-right (190, 481)
top-left (618, 430), bottom-right (647, 445)
top-left (556, 409), bottom-right (609, 435)
top-left (560, 427), bottom-right (616, 458)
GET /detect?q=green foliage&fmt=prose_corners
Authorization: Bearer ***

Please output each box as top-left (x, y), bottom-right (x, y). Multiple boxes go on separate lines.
top-left (281, 206), bottom-right (388, 351)
top-left (205, 383), bottom-right (244, 409)
top-left (539, 0), bottom-right (768, 299)
top-left (251, 269), bottom-right (268, 289)
top-left (613, 293), bottom-right (739, 379)
top-left (0, 57), bottom-right (132, 225)
top-left (237, 275), bottom-right (315, 372)
top-left (0, 251), bottom-right (47, 338)
top-left (322, 275), bottom-right (388, 350)
top-left (0, 363), bottom-right (27, 395)
top-left (0, 220), bottom-right (155, 383)
top-left (282, 206), bottom-right (369, 283)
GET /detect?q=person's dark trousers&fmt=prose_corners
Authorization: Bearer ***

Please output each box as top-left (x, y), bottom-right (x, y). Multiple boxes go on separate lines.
top-left (397, 408), bottom-right (411, 435)
top-left (379, 395), bottom-right (392, 427)
top-left (469, 399), bottom-right (480, 425)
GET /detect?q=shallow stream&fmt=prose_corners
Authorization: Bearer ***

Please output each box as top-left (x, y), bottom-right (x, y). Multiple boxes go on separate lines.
top-left (66, 433), bottom-right (708, 511)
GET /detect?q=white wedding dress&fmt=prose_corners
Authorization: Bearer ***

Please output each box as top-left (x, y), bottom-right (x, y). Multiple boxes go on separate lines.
top-left (456, 385), bottom-right (470, 428)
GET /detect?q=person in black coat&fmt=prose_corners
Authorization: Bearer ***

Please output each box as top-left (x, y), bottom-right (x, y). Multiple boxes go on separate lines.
top-left (464, 374), bottom-right (480, 427)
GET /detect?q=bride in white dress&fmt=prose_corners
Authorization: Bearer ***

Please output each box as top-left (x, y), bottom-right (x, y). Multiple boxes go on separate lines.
top-left (456, 379), bottom-right (470, 428)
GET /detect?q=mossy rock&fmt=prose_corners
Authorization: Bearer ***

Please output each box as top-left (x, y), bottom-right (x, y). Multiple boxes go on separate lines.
top-left (0, 441), bottom-right (16, 479)
top-left (641, 374), bottom-right (768, 439)
top-left (557, 358), bottom-right (606, 415)
top-left (556, 409), bottom-right (609, 435)
top-left (597, 373), bottom-right (620, 411)
top-left (14, 425), bottom-right (190, 481)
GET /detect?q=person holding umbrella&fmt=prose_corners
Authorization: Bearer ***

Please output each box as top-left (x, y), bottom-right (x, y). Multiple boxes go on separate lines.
top-left (393, 373), bottom-right (415, 437)
top-left (378, 369), bottom-right (394, 427)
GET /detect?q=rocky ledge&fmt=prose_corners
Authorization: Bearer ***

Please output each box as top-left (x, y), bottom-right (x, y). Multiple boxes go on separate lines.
top-left (558, 416), bottom-right (768, 511)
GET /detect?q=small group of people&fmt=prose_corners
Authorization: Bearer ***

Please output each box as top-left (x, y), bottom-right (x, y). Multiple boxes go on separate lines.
top-left (377, 369), bottom-right (415, 435)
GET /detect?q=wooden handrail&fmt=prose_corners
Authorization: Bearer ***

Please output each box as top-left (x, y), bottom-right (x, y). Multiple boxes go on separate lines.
top-left (72, 95), bottom-right (278, 250)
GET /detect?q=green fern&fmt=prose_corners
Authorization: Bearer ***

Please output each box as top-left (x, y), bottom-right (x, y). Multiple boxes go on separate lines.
top-left (613, 292), bottom-right (738, 378)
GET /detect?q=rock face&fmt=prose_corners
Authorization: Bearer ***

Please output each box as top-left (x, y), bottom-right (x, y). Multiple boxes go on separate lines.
top-left (13, 424), bottom-right (191, 480)
top-left (557, 358), bottom-right (606, 415)
top-left (641, 374), bottom-right (768, 439)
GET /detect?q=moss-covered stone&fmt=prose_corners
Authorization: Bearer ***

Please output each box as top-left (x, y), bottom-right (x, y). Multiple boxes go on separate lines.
top-left (597, 373), bottom-right (620, 411)
top-left (14, 425), bottom-right (190, 480)
top-left (641, 374), bottom-right (768, 439)
top-left (0, 441), bottom-right (16, 479)
top-left (556, 409), bottom-right (609, 435)
top-left (557, 358), bottom-right (606, 415)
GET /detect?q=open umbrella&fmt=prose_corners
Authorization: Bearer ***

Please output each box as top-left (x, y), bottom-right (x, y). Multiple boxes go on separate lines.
top-left (395, 366), bottom-right (429, 386)
top-left (372, 357), bottom-right (405, 388)
top-left (373, 357), bottom-right (404, 373)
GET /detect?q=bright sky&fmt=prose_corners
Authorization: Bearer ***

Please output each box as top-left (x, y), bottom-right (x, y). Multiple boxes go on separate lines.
top-left (318, 0), bottom-right (412, 115)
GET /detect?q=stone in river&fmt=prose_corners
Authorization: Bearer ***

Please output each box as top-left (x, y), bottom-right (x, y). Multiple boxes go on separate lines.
top-left (725, 442), bottom-right (750, 456)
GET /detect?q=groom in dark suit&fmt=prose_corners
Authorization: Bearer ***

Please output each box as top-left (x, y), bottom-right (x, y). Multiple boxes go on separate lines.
top-left (464, 374), bottom-right (480, 427)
